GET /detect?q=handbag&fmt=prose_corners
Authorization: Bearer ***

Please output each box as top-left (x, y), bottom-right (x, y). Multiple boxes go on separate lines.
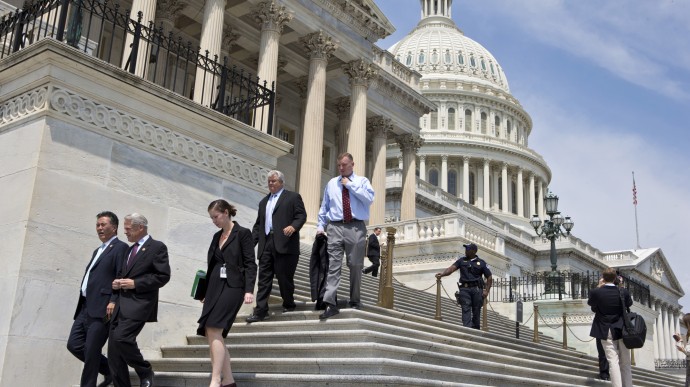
top-left (191, 270), bottom-right (207, 300)
top-left (618, 288), bottom-right (647, 349)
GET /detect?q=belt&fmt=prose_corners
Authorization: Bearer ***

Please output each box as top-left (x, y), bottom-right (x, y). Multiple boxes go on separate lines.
top-left (460, 282), bottom-right (480, 288)
top-left (331, 219), bottom-right (363, 224)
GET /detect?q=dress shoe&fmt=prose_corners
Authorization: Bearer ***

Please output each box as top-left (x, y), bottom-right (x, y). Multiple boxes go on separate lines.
top-left (362, 268), bottom-right (368, 274)
top-left (349, 303), bottom-right (361, 310)
top-left (97, 374), bottom-right (113, 387)
top-left (319, 304), bottom-right (339, 319)
top-left (599, 374), bottom-right (610, 381)
top-left (246, 313), bottom-right (268, 323)
top-left (140, 371), bottom-right (154, 387)
top-left (282, 306), bottom-right (296, 313)
top-left (222, 383), bottom-right (237, 387)
top-left (314, 301), bottom-right (327, 311)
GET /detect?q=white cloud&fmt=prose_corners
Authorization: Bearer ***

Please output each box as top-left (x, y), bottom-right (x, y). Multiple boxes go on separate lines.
top-left (476, 0), bottom-right (690, 101)
top-left (526, 93), bottom-right (690, 306)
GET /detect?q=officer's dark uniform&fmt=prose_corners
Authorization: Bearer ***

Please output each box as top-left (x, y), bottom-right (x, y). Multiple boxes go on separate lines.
top-left (453, 254), bottom-right (492, 329)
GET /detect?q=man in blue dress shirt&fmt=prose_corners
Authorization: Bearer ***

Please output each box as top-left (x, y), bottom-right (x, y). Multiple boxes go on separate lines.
top-left (316, 152), bottom-right (375, 319)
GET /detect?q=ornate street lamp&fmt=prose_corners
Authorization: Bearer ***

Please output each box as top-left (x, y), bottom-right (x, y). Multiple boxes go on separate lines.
top-left (530, 190), bottom-right (574, 272)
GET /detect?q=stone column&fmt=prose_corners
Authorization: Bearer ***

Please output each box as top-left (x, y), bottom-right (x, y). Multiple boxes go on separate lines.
top-left (462, 156), bottom-right (470, 202)
top-left (492, 170), bottom-right (499, 210)
top-left (418, 155), bottom-right (426, 181)
top-left (368, 116), bottom-right (391, 225)
top-left (193, 0), bottom-right (227, 106)
top-left (483, 159), bottom-right (490, 211)
top-left (517, 168), bottom-right (524, 217)
top-left (333, 97), bottom-right (350, 156)
top-left (296, 31), bottom-right (338, 225)
top-left (252, 1), bottom-right (293, 132)
top-left (343, 59), bottom-right (377, 176)
top-left (673, 309), bottom-right (681, 360)
top-left (397, 134), bottom-right (423, 221)
top-left (652, 300), bottom-right (660, 360)
top-left (153, 0), bottom-right (186, 87)
top-left (529, 173), bottom-right (536, 216)
top-left (666, 307), bottom-right (675, 359)
top-left (660, 305), bottom-right (669, 359)
top-left (538, 180), bottom-right (545, 219)
top-left (121, 0), bottom-right (157, 77)
top-left (501, 163), bottom-right (508, 213)
top-left (441, 155), bottom-right (448, 191)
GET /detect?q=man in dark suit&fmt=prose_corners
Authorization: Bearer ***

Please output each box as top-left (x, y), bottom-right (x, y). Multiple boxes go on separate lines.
top-left (68, 211), bottom-right (128, 387)
top-left (247, 170), bottom-right (307, 322)
top-left (109, 213), bottom-right (171, 387)
top-left (362, 227), bottom-right (381, 277)
top-left (588, 267), bottom-right (633, 387)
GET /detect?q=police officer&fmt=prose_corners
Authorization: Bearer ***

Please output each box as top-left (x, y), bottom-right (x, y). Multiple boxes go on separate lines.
top-left (435, 243), bottom-right (492, 329)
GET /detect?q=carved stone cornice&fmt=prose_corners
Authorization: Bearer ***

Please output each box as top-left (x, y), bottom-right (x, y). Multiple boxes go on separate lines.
top-left (396, 134), bottom-right (423, 154)
top-left (9, 86), bottom-right (270, 188)
top-left (373, 65), bottom-right (435, 117)
top-left (333, 96), bottom-right (351, 119)
top-left (300, 31), bottom-right (338, 60)
top-left (252, 0), bottom-right (294, 34)
top-left (342, 59), bottom-right (377, 88)
top-left (366, 116), bottom-right (391, 138)
top-left (155, 0), bottom-right (186, 25)
top-left (316, 0), bottom-right (393, 41)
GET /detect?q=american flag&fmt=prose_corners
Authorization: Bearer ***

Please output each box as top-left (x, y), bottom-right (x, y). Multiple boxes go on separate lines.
top-left (632, 173), bottom-right (638, 206)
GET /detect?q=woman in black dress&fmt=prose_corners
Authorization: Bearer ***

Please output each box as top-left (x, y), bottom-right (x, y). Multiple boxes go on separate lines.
top-left (197, 199), bottom-right (257, 387)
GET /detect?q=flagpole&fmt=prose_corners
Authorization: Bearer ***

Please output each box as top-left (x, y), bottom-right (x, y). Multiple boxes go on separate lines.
top-left (633, 171), bottom-right (641, 249)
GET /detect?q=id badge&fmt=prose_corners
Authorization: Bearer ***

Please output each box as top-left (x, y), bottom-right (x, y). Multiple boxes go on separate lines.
top-left (220, 264), bottom-right (227, 279)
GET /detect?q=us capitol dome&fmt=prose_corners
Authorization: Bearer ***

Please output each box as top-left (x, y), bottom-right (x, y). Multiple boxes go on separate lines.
top-left (388, 0), bottom-right (552, 227)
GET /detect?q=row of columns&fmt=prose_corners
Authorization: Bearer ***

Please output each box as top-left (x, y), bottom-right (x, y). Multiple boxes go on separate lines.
top-left (652, 301), bottom-right (683, 361)
top-left (416, 155), bottom-right (547, 219)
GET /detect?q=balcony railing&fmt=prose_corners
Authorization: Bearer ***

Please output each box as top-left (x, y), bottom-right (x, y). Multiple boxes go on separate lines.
top-left (0, 0), bottom-right (275, 133)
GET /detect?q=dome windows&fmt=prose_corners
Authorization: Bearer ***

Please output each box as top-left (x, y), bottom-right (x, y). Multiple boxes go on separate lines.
top-left (448, 108), bottom-right (456, 130)
top-left (444, 49), bottom-right (452, 64)
top-left (457, 51), bottom-right (465, 65)
top-left (490, 62), bottom-right (495, 75)
top-left (431, 49), bottom-right (439, 64)
top-left (418, 50), bottom-right (426, 64)
top-left (481, 59), bottom-right (487, 71)
top-left (470, 55), bottom-right (477, 68)
top-left (405, 52), bottom-right (412, 67)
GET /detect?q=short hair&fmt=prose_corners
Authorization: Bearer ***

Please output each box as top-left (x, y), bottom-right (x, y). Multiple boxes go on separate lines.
top-left (374, 227), bottom-right (381, 232)
top-left (337, 152), bottom-right (354, 162)
top-left (125, 213), bottom-right (148, 228)
top-left (207, 199), bottom-right (237, 217)
top-left (602, 267), bottom-right (617, 283)
top-left (267, 170), bottom-right (284, 183)
top-left (97, 211), bottom-right (119, 228)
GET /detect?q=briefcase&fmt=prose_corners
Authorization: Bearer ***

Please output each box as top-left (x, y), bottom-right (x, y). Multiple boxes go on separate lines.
top-left (191, 270), bottom-right (207, 300)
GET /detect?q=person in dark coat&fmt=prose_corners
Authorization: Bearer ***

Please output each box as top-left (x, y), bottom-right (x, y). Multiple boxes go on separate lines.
top-left (362, 227), bottom-right (382, 277)
top-left (197, 199), bottom-right (257, 387)
top-left (310, 233), bottom-right (329, 310)
top-left (588, 267), bottom-right (632, 387)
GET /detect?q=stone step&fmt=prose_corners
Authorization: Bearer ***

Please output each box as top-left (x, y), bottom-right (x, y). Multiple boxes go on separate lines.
top-left (145, 358), bottom-right (609, 387)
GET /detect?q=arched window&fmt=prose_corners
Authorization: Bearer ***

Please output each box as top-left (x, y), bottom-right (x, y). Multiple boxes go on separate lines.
top-left (457, 51), bottom-right (465, 65)
top-left (470, 55), bottom-right (476, 68)
top-left (481, 59), bottom-right (486, 71)
top-left (480, 112), bottom-right (487, 134)
top-left (444, 49), bottom-right (452, 64)
top-left (511, 181), bottom-right (517, 214)
top-left (429, 169), bottom-right (439, 186)
top-left (431, 49), bottom-right (439, 64)
top-left (464, 109), bottom-right (472, 131)
top-left (430, 111), bottom-right (438, 129)
top-left (490, 62), bottom-right (495, 75)
top-left (448, 170), bottom-right (457, 196)
top-left (469, 172), bottom-right (476, 204)
top-left (418, 50), bottom-right (426, 64)
top-left (448, 108), bottom-right (456, 130)
top-left (494, 115), bottom-right (501, 137)
top-left (507, 120), bottom-right (512, 140)
top-left (406, 52), bottom-right (412, 66)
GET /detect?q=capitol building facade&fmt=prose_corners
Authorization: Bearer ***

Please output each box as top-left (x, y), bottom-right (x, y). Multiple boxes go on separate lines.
top-left (0, 0), bottom-right (684, 384)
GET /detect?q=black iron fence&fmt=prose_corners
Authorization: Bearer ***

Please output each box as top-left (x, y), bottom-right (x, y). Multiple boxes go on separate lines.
top-left (0, 0), bottom-right (274, 133)
top-left (490, 270), bottom-right (651, 307)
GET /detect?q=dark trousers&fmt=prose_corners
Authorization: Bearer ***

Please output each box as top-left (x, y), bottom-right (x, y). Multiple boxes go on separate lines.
top-left (67, 307), bottom-right (111, 387)
top-left (363, 255), bottom-right (380, 276)
top-left (255, 234), bottom-right (299, 314)
top-left (108, 316), bottom-right (152, 387)
top-left (596, 337), bottom-right (609, 378)
top-left (458, 287), bottom-right (483, 329)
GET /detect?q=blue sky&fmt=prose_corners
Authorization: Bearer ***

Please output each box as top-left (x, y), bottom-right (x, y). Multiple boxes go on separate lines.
top-left (375, 0), bottom-right (690, 309)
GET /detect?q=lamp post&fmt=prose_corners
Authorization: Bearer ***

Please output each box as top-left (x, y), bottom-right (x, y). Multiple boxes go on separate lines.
top-left (530, 190), bottom-right (574, 272)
